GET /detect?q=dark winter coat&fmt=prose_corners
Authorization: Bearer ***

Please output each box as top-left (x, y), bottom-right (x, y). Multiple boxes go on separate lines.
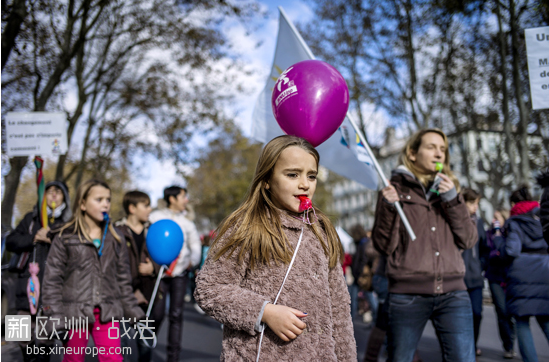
top-left (351, 237), bottom-right (369, 282)
top-left (462, 217), bottom-right (486, 290)
top-left (500, 208), bottom-right (549, 317)
top-left (114, 219), bottom-right (163, 303)
top-left (5, 181), bottom-right (72, 312)
top-left (538, 170), bottom-right (549, 243)
top-left (480, 228), bottom-right (509, 285)
top-left (372, 166), bottom-right (478, 295)
top-left (42, 227), bottom-right (145, 324)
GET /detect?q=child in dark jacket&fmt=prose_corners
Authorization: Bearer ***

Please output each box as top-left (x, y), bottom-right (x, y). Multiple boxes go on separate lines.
top-left (42, 179), bottom-right (144, 362)
top-left (115, 190), bottom-right (164, 362)
top-left (497, 186), bottom-right (549, 362)
top-left (6, 180), bottom-right (71, 362)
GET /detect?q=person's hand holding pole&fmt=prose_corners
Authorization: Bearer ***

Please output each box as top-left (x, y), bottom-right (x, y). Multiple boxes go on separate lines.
top-left (380, 179), bottom-right (416, 241)
top-left (381, 184), bottom-right (399, 203)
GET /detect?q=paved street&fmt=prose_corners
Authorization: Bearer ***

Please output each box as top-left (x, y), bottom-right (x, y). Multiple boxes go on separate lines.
top-left (2, 302), bottom-right (548, 361)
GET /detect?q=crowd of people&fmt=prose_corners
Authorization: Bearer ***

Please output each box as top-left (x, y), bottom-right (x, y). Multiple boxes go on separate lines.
top-left (6, 182), bottom-right (203, 362)
top-left (339, 129), bottom-right (549, 362)
top-left (4, 129), bottom-right (549, 362)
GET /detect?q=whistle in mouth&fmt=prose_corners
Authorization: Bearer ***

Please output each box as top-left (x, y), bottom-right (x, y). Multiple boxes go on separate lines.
top-left (297, 195), bottom-right (313, 212)
top-left (435, 162), bottom-right (443, 172)
top-left (50, 201), bottom-right (56, 224)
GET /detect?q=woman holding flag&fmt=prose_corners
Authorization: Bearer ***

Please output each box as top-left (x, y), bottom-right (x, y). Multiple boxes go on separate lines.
top-left (372, 129), bottom-right (478, 362)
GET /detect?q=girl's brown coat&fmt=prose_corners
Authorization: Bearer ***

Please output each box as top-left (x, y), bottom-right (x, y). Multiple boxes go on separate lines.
top-left (42, 228), bottom-right (145, 324)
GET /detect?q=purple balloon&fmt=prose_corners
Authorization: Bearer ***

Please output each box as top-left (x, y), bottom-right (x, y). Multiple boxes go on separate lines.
top-left (271, 60), bottom-right (349, 147)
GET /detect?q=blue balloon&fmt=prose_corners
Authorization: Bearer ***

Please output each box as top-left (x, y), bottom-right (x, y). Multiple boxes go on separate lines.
top-left (146, 219), bottom-right (184, 266)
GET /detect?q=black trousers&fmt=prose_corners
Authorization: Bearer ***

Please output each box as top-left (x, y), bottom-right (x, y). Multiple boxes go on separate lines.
top-left (17, 311), bottom-right (54, 362)
top-left (133, 285), bottom-right (167, 362)
top-left (161, 275), bottom-right (188, 362)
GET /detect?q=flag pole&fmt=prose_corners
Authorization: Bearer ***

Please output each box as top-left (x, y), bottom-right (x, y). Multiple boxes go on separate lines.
top-left (278, 7), bottom-right (416, 241)
top-left (345, 113), bottom-right (416, 240)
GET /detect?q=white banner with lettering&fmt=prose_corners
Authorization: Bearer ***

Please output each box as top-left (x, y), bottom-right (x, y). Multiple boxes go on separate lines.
top-left (525, 26), bottom-right (549, 110)
top-left (5, 112), bottom-right (68, 157)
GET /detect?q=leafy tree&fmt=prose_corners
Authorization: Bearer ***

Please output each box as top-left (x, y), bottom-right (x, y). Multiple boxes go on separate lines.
top-left (187, 124), bottom-right (261, 230)
top-left (301, 0), bottom-right (449, 133)
top-left (1, 0), bottom-right (263, 228)
top-left (2, 0), bottom-right (112, 228)
top-left (1, 0), bottom-right (28, 71)
top-left (302, 0), bottom-right (549, 211)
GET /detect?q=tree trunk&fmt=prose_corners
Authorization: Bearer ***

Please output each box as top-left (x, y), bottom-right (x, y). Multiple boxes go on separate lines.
top-left (73, 119), bottom-right (95, 190)
top-left (55, 84), bottom-right (87, 180)
top-left (457, 130), bottom-right (473, 188)
top-left (403, 0), bottom-right (422, 128)
top-left (509, 0), bottom-right (531, 184)
top-left (496, 0), bottom-right (519, 182)
top-left (1, 156), bottom-right (28, 229)
top-left (2, 1), bottom-right (97, 228)
top-left (55, 153), bottom-right (69, 181)
top-left (1, 0), bottom-right (28, 72)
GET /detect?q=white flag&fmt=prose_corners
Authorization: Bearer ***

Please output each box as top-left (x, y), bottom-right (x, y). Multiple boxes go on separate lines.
top-left (251, 8), bottom-right (378, 189)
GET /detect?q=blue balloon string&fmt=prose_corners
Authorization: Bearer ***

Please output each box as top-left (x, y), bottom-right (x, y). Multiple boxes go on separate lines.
top-left (98, 212), bottom-right (109, 257)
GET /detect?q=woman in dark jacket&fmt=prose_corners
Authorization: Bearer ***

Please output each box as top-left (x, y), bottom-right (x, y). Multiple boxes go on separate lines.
top-left (499, 186), bottom-right (549, 362)
top-left (5, 181), bottom-right (71, 362)
top-left (372, 129), bottom-right (477, 362)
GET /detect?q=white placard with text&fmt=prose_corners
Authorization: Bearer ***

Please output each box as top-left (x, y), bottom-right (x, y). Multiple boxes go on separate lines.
top-left (5, 112), bottom-right (68, 157)
top-left (525, 26), bottom-right (549, 110)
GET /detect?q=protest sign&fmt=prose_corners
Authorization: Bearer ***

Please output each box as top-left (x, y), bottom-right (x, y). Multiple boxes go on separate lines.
top-left (5, 112), bottom-right (68, 157)
top-left (525, 26), bottom-right (549, 110)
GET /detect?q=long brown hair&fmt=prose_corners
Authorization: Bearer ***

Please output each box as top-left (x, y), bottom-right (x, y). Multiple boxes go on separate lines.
top-left (400, 128), bottom-right (460, 191)
top-left (60, 179), bottom-right (120, 243)
top-left (212, 135), bottom-right (343, 269)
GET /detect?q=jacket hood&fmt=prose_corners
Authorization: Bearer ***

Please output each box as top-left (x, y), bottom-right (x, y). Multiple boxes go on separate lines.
top-left (510, 210), bottom-right (545, 246)
top-left (391, 165), bottom-right (440, 200)
top-left (391, 165), bottom-right (416, 180)
top-left (33, 180), bottom-right (72, 223)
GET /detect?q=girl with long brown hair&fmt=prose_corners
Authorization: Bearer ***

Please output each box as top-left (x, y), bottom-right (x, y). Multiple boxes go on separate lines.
top-left (42, 179), bottom-right (144, 362)
top-left (195, 135), bottom-right (356, 361)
